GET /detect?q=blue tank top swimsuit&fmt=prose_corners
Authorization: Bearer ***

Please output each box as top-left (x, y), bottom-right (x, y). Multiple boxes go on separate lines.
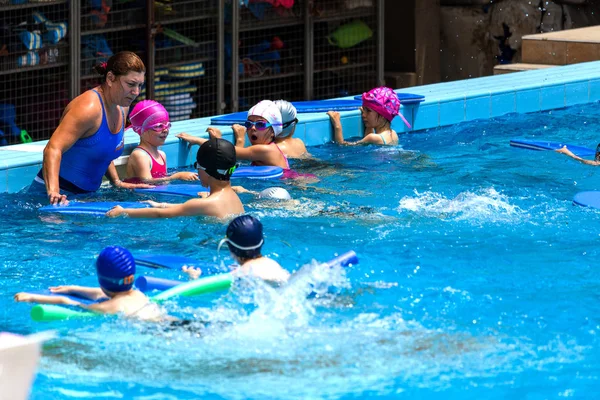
top-left (37, 90), bottom-right (125, 194)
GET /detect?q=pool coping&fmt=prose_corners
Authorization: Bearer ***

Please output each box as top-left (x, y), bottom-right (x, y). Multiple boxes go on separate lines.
top-left (2, 60), bottom-right (600, 193)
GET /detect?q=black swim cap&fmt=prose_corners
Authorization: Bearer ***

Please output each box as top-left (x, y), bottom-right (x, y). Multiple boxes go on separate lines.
top-left (224, 215), bottom-right (264, 259)
top-left (196, 138), bottom-right (237, 181)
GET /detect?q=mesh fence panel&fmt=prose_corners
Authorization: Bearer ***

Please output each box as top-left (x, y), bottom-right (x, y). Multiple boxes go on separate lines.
top-left (311, 0), bottom-right (378, 100)
top-left (0, 1), bottom-right (70, 145)
top-left (80, 0), bottom-right (147, 93)
top-left (152, 0), bottom-right (219, 120)
top-left (0, 1), bottom-right (382, 146)
top-left (227, 0), bottom-right (306, 112)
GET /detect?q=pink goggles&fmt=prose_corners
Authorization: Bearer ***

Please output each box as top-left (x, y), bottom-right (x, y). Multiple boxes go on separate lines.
top-left (148, 122), bottom-right (171, 131)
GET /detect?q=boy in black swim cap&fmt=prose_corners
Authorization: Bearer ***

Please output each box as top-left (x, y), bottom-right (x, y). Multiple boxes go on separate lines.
top-left (14, 246), bottom-right (164, 321)
top-left (183, 214), bottom-right (290, 284)
top-left (107, 138), bottom-right (245, 219)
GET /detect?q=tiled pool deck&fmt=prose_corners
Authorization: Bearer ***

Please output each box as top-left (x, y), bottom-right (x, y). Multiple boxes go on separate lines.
top-left (2, 60), bottom-right (600, 193)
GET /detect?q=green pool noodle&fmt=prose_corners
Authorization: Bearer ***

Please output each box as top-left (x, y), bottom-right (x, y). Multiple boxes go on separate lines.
top-left (31, 304), bottom-right (95, 321)
top-left (151, 273), bottom-right (233, 302)
top-left (30, 273), bottom-right (234, 322)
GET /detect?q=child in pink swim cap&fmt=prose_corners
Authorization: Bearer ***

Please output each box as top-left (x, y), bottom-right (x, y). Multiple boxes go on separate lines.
top-left (177, 100), bottom-right (317, 181)
top-left (125, 100), bottom-right (198, 183)
top-left (327, 86), bottom-right (409, 146)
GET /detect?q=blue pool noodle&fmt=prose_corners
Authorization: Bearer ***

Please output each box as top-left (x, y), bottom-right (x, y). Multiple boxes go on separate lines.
top-left (135, 276), bottom-right (182, 292)
top-left (136, 251), bottom-right (358, 293)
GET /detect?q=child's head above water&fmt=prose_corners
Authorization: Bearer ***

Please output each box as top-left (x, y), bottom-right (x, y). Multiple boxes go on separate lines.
top-left (195, 138), bottom-right (237, 182)
top-left (361, 87), bottom-right (401, 123)
top-left (219, 215), bottom-right (264, 260)
top-left (96, 246), bottom-right (136, 293)
top-left (129, 100), bottom-right (170, 135)
top-left (274, 100), bottom-right (298, 137)
top-left (246, 100), bottom-right (283, 142)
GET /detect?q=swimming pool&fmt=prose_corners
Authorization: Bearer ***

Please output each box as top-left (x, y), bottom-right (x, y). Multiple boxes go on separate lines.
top-left (2, 102), bottom-right (600, 399)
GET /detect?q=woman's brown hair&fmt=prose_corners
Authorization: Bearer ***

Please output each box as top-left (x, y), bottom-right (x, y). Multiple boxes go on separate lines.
top-left (93, 51), bottom-right (145, 78)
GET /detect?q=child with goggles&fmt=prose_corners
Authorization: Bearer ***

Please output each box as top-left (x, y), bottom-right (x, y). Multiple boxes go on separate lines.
top-left (182, 214), bottom-right (290, 285)
top-left (327, 87), bottom-right (410, 146)
top-left (175, 100), bottom-right (287, 169)
top-left (125, 100), bottom-right (199, 183)
top-left (273, 99), bottom-right (310, 159)
top-left (231, 100), bottom-right (290, 169)
top-left (177, 100), bottom-right (316, 180)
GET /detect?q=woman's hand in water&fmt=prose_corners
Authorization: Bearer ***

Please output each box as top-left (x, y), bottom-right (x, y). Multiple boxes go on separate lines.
top-left (182, 266), bottom-right (202, 280)
top-left (207, 127), bottom-right (222, 139)
top-left (106, 205), bottom-right (125, 217)
top-left (48, 191), bottom-right (68, 206)
top-left (170, 171), bottom-right (199, 181)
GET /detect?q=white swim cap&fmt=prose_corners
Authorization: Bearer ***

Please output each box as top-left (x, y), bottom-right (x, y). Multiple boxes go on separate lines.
top-left (258, 187), bottom-right (292, 200)
top-left (274, 99), bottom-right (298, 137)
top-left (248, 100), bottom-right (283, 137)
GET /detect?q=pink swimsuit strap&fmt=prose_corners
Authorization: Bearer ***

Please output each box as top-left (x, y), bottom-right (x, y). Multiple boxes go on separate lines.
top-left (134, 146), bottom-right (167, 178)
top-left (270, 142), bottom-right (290, 169)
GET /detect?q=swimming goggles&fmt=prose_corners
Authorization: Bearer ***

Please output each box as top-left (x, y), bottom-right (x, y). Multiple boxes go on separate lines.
top-left (244, 120), bottom-right (281, 131)
top-left (194, 161), bottom-right (239, 176)
top-left (596, 143), bottom-right (600, 161)
top-left (217, 237), bottom-right (264, 253)
top-left (149, 122), bottom-right (171, 131)
top-left (282, 118), bottom-right (298, 129)
top-left (98, 274), bottom-right (134, 286)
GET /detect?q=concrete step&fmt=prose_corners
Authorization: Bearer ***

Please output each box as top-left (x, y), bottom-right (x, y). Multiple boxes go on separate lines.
top-left (493, 63), bottom-right (555, 75)
top-left (522, 26), bottom-right (600, 65)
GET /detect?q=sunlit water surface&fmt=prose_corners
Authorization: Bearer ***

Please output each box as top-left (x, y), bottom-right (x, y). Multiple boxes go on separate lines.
top-left (2, 104), bottom-right (600, 399)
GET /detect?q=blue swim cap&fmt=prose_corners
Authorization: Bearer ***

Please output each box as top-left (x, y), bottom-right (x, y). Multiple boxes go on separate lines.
top-left (96, 246), bottom-right (136, 292)
top-left (223, 215), bottom-right (264, 259)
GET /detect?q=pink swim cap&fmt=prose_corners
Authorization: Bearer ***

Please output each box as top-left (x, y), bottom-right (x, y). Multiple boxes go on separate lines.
top-left (129, 100), bottom-right (169, 135)
top-left (362, 87), bottom-right (410, 128)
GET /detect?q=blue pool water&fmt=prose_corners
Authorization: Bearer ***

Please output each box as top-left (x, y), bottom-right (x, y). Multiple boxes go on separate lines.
top-left (2, 103), bottom-right (600, 399)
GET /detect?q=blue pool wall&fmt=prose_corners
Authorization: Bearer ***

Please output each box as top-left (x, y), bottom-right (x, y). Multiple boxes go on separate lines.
top-left (2, 60), bottom-right (600, 193)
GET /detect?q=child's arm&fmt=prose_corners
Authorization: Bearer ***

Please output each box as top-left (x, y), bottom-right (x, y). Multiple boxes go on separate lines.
top-left (49, 285), bottom-right (107, 300)
top-left (107, 198), bottom-right (215, 218)
top-left (176, 132), bottom-right (208, 146)
top-left (556, 146), bottom-right (600, 166)
top-left (232, 185), bottom-right (258, 195)
top-left (166, 171), bottom-right (200, 181)
top-left (327, 111), bottom-right (346, 144)
top-left (234, 144), bottom-right (279, 165)
top-left (14, 292), bottom-right (82, 306)
top-left (182, 266), bottom-right (202, 280)
top-left (232, 124), bottom-right (247, 147)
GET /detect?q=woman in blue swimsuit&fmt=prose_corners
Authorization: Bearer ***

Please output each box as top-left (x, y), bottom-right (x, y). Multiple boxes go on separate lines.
top-left (33, 51), bottom-right (152, 205)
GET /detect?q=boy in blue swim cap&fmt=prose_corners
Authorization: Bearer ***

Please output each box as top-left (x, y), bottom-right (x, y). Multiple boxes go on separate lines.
top-left (14, 246), bottom-right (163, 321)
top-left (183, 214), bottom-right (290, 284)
